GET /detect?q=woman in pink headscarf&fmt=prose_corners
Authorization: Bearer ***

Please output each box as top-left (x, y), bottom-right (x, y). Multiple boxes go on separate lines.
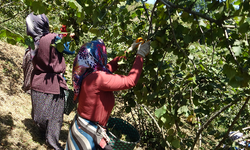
top-left (65, 39), bottom-right (151, 150)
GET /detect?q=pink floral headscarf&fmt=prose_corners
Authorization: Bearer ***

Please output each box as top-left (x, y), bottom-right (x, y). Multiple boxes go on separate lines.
top-left (72, 39), bottom-right (111, 101)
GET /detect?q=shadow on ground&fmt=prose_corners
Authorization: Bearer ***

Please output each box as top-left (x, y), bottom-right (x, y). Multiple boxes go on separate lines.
top-left (22, 118), bottom-right (45, 145)
top-left (22, 118), bottom-right (71, 148)
top-left (0, 113), bottom-right (14, 148)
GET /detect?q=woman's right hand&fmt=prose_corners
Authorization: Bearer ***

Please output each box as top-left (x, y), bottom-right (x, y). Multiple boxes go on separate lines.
top-left (136, 41), bottom-right (151, 58)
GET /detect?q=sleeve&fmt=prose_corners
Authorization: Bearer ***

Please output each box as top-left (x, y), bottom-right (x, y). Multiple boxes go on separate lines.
top-left (98, 56), bottom-right (143, 91)
top-left (22, 49), bottom-right (29, 69)
top-left (106, 56), bottom-right (125, 73)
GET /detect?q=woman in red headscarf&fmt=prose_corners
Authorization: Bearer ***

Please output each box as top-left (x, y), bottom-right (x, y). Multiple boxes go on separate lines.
top-left (60, 25), bottom-right (67, 37)
top-left (60, 24), bottom-right (75, 39)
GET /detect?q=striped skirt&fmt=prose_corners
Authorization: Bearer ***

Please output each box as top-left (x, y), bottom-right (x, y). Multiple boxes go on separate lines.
top-left (65, 114), bottom-right (112, 150)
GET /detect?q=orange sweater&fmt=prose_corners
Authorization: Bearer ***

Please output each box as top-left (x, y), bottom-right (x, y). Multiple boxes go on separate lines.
top-left (77, 56), bottom-right (143, 126)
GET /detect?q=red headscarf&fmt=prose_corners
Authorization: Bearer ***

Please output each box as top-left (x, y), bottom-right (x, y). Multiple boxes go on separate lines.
top-left (60, 25), bottom-right (67, 37)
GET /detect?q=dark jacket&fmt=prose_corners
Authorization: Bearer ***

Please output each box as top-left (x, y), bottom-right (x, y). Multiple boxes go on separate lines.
top-left (31, 33), bottom-right (68, 94)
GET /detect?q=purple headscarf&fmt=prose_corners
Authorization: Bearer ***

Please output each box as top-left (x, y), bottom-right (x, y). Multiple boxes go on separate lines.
top-left (25, 12), bottom-right (50, 59)
top-left (72, 39), bottom-right (111, 101)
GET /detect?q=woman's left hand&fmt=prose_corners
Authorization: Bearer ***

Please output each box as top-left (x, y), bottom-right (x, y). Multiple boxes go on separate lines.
top-left (127, 40), bottom-right (142, 52)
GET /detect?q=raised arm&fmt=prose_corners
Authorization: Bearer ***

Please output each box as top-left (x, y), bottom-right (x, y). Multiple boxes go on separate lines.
top-left (106, 56), bottom-right (124, 73)
top-left (99, 55), bottom-right (143, 91)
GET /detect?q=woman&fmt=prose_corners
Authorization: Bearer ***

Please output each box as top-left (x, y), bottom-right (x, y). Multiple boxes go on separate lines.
top-left (65, 39), bottom-right (151, 150)
top-left (26, 13), bottom-right (67, 150)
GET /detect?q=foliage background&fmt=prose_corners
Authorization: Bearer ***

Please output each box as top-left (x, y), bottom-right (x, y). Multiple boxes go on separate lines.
top-left (1, 0), bottom-right (250, 149)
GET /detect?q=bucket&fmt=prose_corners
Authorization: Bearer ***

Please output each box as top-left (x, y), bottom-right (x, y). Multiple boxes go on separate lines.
top-left (107, 117), bottom-right (140, 150)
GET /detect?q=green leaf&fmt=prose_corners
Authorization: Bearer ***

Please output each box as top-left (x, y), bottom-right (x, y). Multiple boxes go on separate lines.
top-left (199, 19), bottom-right (207, 27)
top-left (232, 46), bottom-right (241, 56)
top-left (177, 106), bottom-right (189, 115)
top-left (223, 64), bottom-right (236, 80)
top-left (125, 106), bottom-right (131, 113)
top-left (56, 42), bottom-right (64, 53)
top-left (192, 75), bottom-right (197, 84)
top-left (160, 116), bottom-right (167, 123)
top-left (0, 30), bottom-right (6, 37)
top-left (151, 41), bottom-right (159, 49)
top-left (238, 22), bottom-right (249, 34)
top-left (32, 1), bottom-right (46, 14)
top-left (228, 77), bottom-right (240, 88)
top-left (113, 29), bottom-right (119, 37)
top-left (93, 10), bottom-right (101, 24)
top-left (24, 0), bottom-right (33, 6)
top-left (167, 129), bottom-right (174, 135)
top-left (67, 0), bottom-right (82, 12)
top-left (226, 0), bottom-right (229, 10)
top-left (70, 41), bottom-right (76, 52)
top-left (7, 38), bottom-right (17, 45)
top-left (155, 105), bottom-right (167, 118)
top-left (172, 139), bottom-right (180, 148)
top-left (199, 64), bottom-right (205, 71)
top-left (25, 37), bottom-right (35, 49)
top-left (89, 28), bottom-right (101, 37)
top-left (181, 63), bottom-right (186, 70)
top-left (167, 135), bottom-right (173, 142)
top-left (134, 91), bottom-right (142, 101)
top-left (234, 0), bottom-right (241, 5)
top-left (183, 35), bottom-right (192, 44)
top-left (55, 39), bottom-right (62, 45)
top-left (181, 12), bottom-right (189, 22)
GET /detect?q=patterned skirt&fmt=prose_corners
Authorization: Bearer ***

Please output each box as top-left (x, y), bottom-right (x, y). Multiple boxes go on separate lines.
top-left (31, 89), bottom-right (65, 150)
top-left (65, 114), bottom-right (112, 150)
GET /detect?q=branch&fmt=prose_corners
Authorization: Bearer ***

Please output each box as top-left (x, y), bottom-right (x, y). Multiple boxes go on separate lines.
top-left (141, 0), bottom-right (150, 23)
top-left (194, 15), bottom-right (206, 52)
top-left (0, 9), bottom-right (27, 25)
top-left (160, 0), bottom-right (217, 23)
top-left (191, 102), bottom-right (234, 150)
top-left (0, 2), bottom-right (14, 9)
top-left (147, 0), bottom-right (159, 40)
top-left (100, 0), bottom-right (118, 20)
top-left (243, 126), bottom-right (250, 130)
top-left (140, 104), bottom-right (171, 149)
top-left (0, 24), bottom-right (24, 39)
top-left (167, 8), bottom-right (197, 70)
top-left (188, 0), bottom-right (197, 10)
top-left (211, 22), bottom-right (215, 68)
top-left (141, 104), bottom-right (161, 132)
top-left (235, 133), bottom-right (250, 143)
top-left (214, 97), bottom-right (250, 150)
top-left (222, 26), bottom-right (243, 72)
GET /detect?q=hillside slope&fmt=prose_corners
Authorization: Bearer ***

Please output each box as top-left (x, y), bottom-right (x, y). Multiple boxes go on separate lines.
top-left (0, 41), bottom-right (75, 150)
